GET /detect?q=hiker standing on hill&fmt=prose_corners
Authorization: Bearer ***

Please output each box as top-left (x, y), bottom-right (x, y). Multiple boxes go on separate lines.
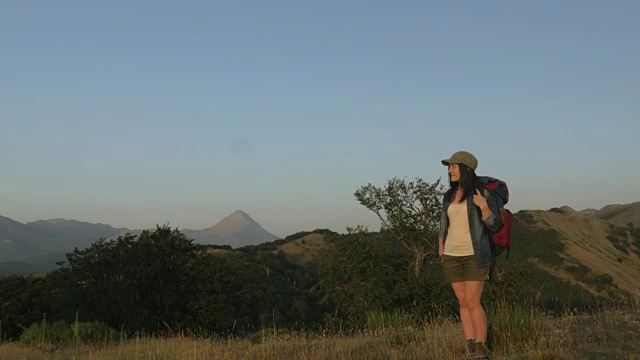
top-left (439, 151), bottom-right (503, 359)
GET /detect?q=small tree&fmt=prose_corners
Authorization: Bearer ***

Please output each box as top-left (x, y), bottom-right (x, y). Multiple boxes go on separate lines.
top-left (355, 177), bottom-right (445, 277)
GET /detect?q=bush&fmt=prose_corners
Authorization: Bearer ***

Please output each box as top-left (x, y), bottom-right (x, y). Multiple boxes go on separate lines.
top-left (596, 274), bottom-right (613, 286)
top-left (566, 263), bottom-right (591, 283)
top-left (613, 226), bottom-right (629, 238)
top-left (516, 212), bottom-right (535, 225)
top-left (548, 207), bottom-right (564, 214)
top-left (20, 320), bottom-right (72, 345)
top-left (606, 234), bottom-right (630, 255)
top-left (20, 319), bottom-right (118, 346)
top-left (366, 310), bottom-right (415, 332)
top-left (74, 321), bottom-right (119, 344)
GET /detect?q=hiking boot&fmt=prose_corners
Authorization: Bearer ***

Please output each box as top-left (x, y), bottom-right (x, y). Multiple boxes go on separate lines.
top-left (466, 339), bottom-right (475, 358)
top-left (471, 341), bottom-right (490, 359)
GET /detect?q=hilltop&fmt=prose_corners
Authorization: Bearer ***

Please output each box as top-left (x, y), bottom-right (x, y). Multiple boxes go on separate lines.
top-left (558, 202), bottom-right (640, 226)
top-left (266, 207), bottom-right (640, 301)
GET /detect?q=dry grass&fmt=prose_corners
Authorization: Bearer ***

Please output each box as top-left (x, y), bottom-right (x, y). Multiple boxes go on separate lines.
top-left (2, 307), bottom-right (639, 360)
top-left (533, 211), bottom-right (640, 296)
top-left (275, 233), bottom-right (328, 267)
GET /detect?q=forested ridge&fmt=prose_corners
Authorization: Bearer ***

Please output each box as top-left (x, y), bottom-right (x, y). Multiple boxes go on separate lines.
top-left (3, 214), bottom-right (636, 342)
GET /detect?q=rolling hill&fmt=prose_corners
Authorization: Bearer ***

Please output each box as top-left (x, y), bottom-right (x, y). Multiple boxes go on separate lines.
top-left (519, 209), bottom-right (640, 297)
top-left (268, 207), bottom-right (640, 301)
top-left (0, 215), bottom-right (60, 261)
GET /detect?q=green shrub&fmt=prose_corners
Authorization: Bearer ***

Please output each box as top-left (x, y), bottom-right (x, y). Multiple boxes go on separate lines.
top-left (613, 226), bottom-right (629, 237)
top-left (20, 320), bottom-right (72, 345)
top-left (595, 274), bottom-right (612, 286)
top-left (607, 234), bottom-right (630, 255)
top-left (516, 212), bottom-right (535, 225)
top-left (566, 263), bottom-right (590, 282)
top-left (589, 276), bottom-right (610, 291)
top-left (613, 243), bottom-right (630, 255)
top-left (366, 309), bottom-right (415, 332)
top-left (20, 319), bottom-right (118, 346)
top-left (74, 321), bottom-right (118, 344)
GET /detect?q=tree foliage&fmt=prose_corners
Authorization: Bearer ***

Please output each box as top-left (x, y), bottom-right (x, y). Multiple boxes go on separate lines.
top-left (43, 225), bottom-right (323, 336)
top-left (187, 250), bottom-right (322, 334)
top-left (354, 177), bottom-right (445, 277)
top-left (50, 225), bottom-right (202, 332)
top-left (317, 227), bottom-right (412, 325)
top-left (0, 275), bottom-right (51, 340)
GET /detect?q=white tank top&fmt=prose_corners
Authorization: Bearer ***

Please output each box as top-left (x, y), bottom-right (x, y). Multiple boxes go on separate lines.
top-left (444, 202), bottom-right (474, 256)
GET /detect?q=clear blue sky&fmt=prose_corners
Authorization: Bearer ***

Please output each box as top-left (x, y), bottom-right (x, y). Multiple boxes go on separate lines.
top-left (1, 1), bottom-right (639, 237)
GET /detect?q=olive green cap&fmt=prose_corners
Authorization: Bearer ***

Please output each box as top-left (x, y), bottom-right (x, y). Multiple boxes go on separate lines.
top-left (441, 151), bottom-right (478, 171)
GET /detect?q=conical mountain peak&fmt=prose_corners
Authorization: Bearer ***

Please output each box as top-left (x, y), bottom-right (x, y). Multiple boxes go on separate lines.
top-left (228, 210), bottom-right (254, 222)
top-left (204, 210), bottom-right (252, 234)
top-left (201, 210), bottom-right (278, 246)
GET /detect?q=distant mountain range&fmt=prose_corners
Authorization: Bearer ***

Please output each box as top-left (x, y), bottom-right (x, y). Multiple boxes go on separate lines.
top-left (0, 210), bottom-right (278, 274)
top-left (2, 202), bottom-right (639, 277)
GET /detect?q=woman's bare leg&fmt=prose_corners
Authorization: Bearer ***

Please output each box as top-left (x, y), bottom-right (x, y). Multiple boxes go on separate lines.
top-left (464, 280), bottom-right (487, 341)
top-left (450, 282), bottom-right (475, 339)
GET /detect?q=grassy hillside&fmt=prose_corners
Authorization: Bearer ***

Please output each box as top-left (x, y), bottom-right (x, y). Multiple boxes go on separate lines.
top-left (272, 211), bottom-right (640, 305)
top-left (518, 210), bottom-right (640, 298)
top-left (274, 233), bottom-right (329, 267)
top-left (594, 202), bottom-right (640, 226)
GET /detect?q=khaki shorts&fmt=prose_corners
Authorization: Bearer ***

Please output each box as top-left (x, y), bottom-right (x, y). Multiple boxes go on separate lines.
top-left (441, 255), bottom-right (490, 283)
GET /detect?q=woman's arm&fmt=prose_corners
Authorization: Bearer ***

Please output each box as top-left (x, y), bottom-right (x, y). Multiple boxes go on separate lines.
top-left (438, 196), bottom-right (448, 255)
top-left (473, 188), bottom-right (503, 232)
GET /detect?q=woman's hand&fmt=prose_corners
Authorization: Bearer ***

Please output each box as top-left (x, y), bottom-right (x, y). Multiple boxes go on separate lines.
top-left (472, 189), bottom-right (488, 210)
top-left (473, 189), bottom-right (492, 220)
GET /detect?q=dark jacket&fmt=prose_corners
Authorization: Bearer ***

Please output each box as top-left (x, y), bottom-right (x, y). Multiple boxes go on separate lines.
top-left (439, 188), bottom-right (503, 267)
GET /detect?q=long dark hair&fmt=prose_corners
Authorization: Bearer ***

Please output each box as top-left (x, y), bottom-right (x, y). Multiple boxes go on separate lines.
top-left (446, 163), bottom-right (480, 203)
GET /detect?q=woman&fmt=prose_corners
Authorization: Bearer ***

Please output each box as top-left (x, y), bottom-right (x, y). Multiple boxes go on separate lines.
top-left (439, 151), bottom-right (502, 359)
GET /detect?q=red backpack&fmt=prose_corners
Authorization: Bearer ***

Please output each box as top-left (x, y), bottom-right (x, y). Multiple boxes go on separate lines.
top-left (479, 177), bottom-right (514, 258)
